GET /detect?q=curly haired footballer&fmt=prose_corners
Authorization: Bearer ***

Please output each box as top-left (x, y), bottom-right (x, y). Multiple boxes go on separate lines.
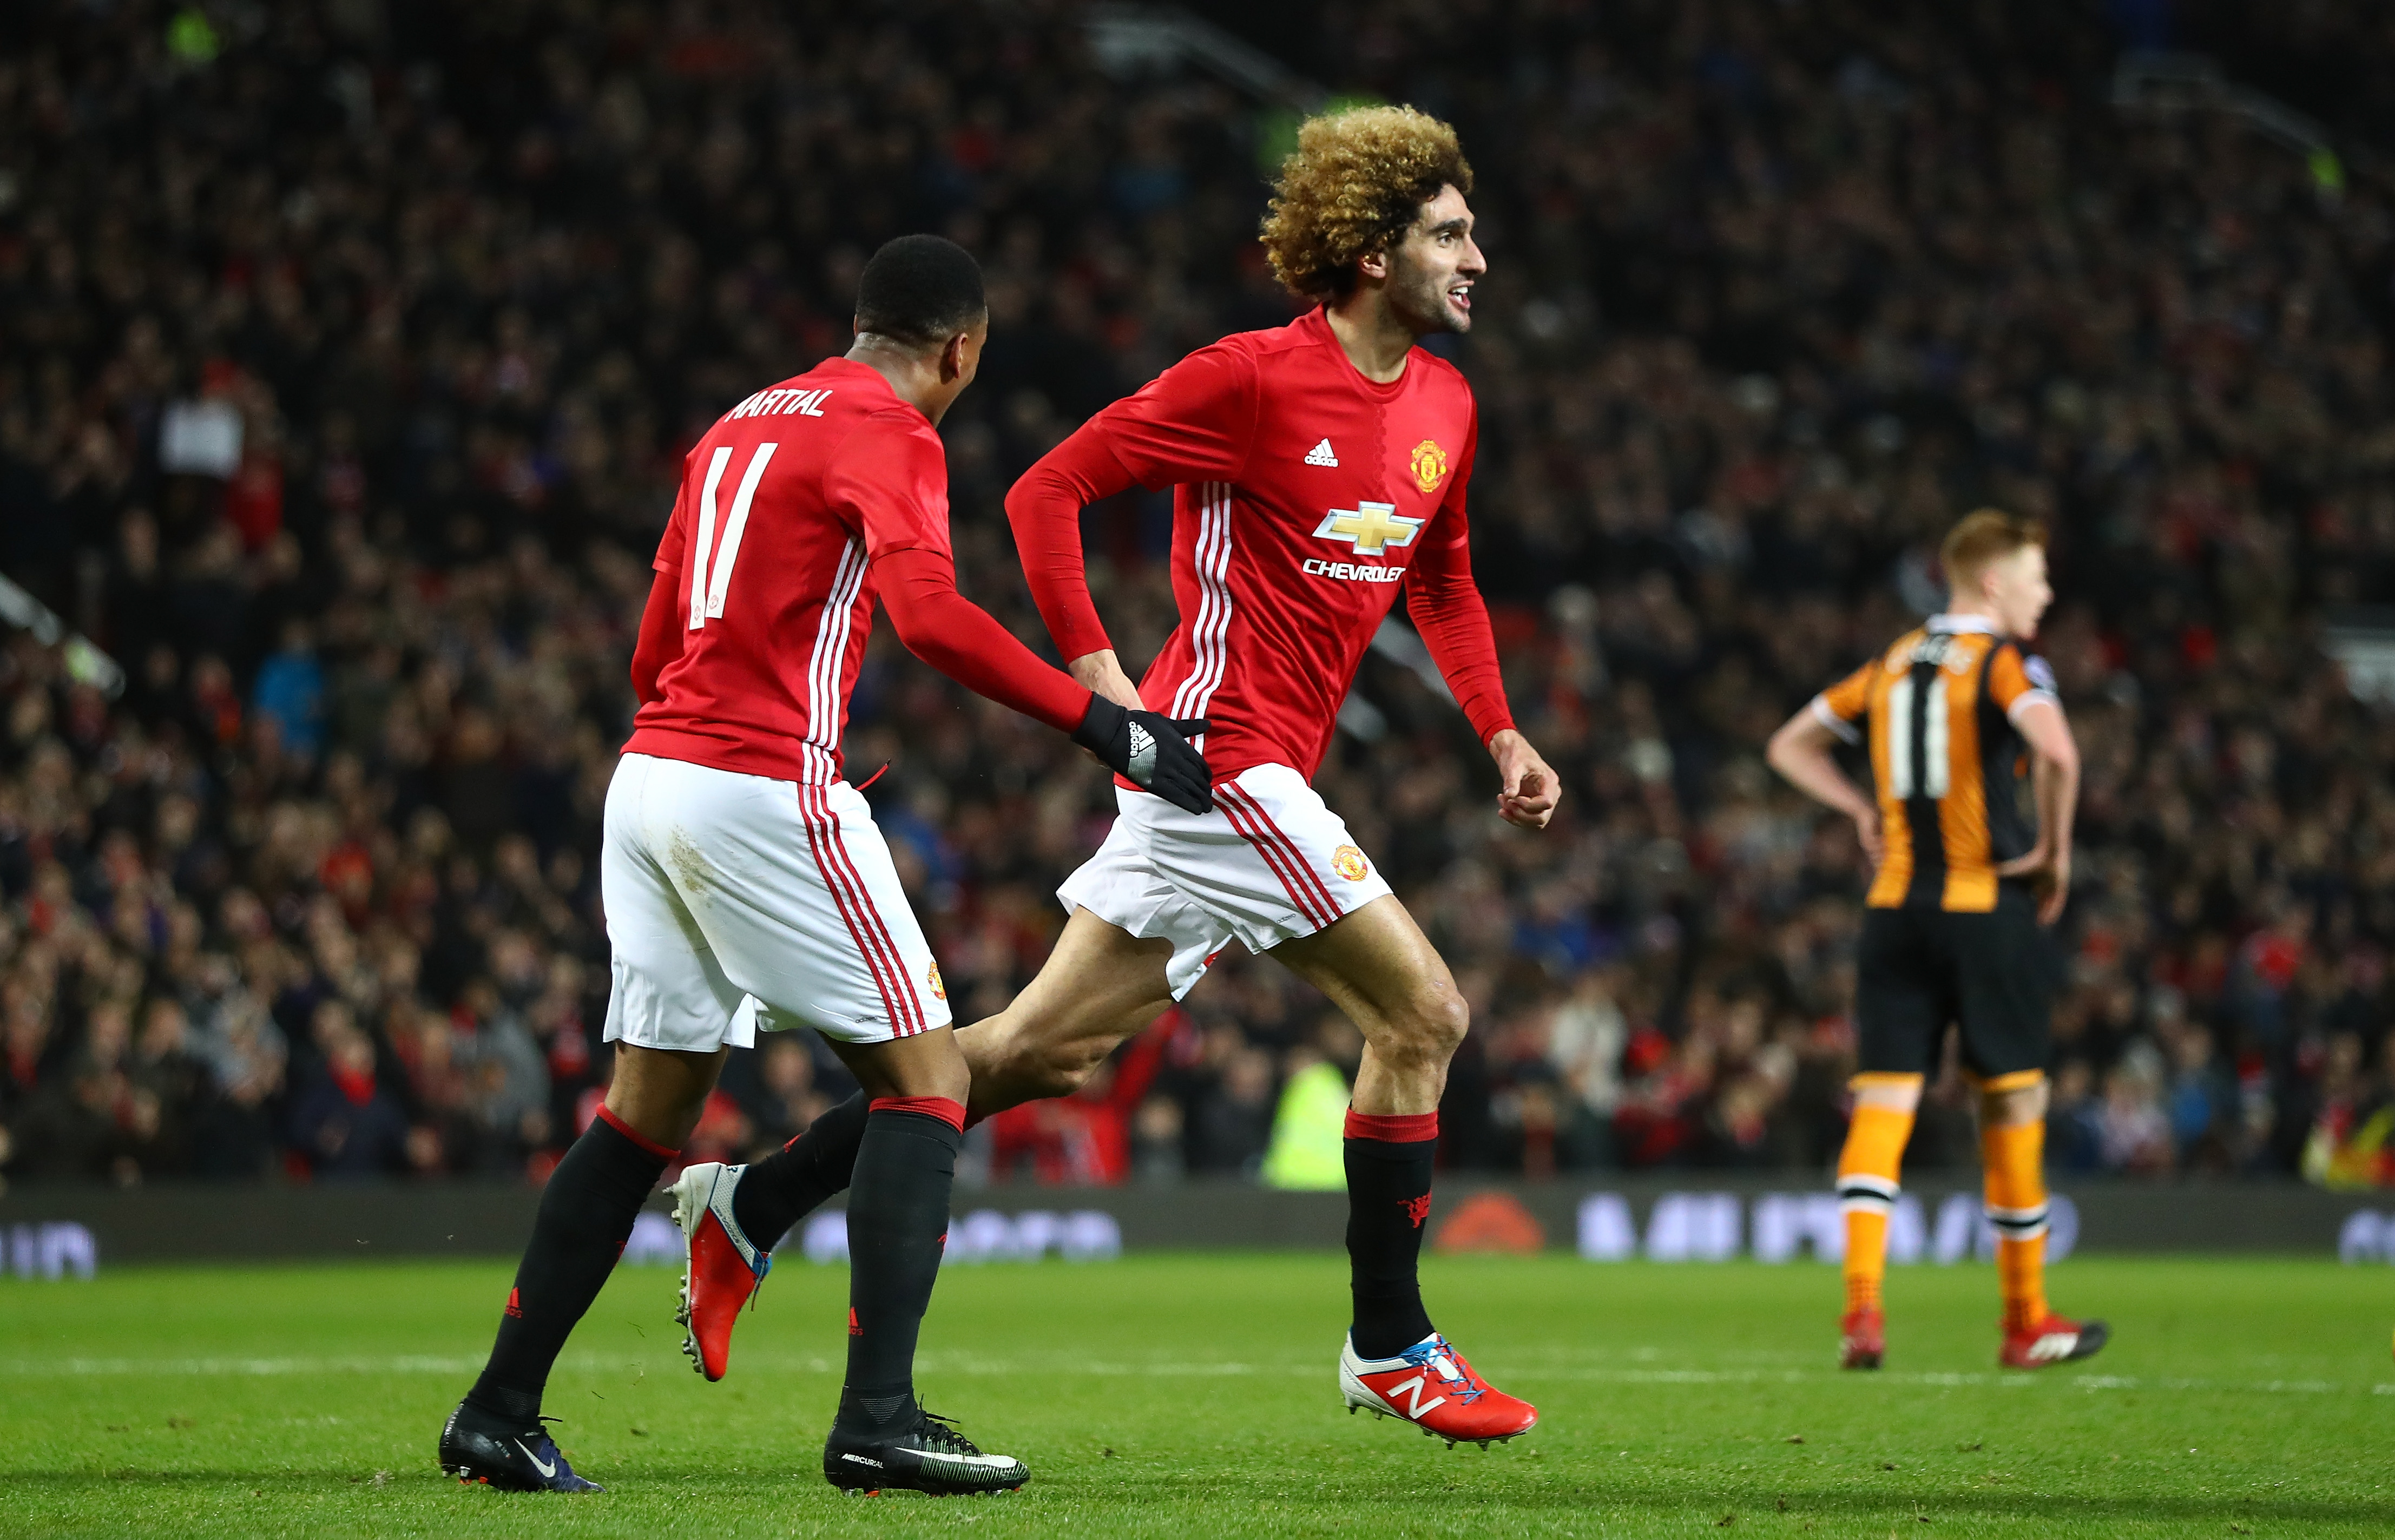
top-left (1260, 106), bottom-right (1475, 298)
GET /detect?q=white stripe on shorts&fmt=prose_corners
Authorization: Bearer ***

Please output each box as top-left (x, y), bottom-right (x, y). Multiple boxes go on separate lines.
top-left (1215, 782), bottom-right (1337, 929)
top-left (795, 781), bottom-right (923, 1035)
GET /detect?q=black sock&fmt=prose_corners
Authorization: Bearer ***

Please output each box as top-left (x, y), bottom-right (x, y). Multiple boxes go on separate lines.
top-left (1344, 1114), bottom-right (1438, 1359)
top-left (465, 1111), bottom-right (673, 1421)
top-left (732, 1090), bottom-right (868, 1251)
top-left (834, 1101), bottom-right (963, 1436)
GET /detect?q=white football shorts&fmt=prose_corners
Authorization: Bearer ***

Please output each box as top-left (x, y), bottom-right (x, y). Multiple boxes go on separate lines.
top-left (1058, 761), bottom-right (1393, 999)
top-left (600, 753), bottom-right (951, 1051)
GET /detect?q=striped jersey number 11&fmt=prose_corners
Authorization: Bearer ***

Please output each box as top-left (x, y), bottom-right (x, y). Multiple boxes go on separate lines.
top-left (1885, 672), bottom-right (1950, 799)
top-left (688, 443), bottom-right (779, 629)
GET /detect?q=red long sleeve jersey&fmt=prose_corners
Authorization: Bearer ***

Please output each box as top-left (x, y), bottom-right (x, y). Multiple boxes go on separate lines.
top-left (1008, 308), bottom-right (1514, 783)
top-left (626, 358), bottom-right (1087, 784)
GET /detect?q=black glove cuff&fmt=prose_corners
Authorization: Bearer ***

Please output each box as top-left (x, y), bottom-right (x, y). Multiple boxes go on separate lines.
top-left (1071, 694), bottom-right (1127, 753)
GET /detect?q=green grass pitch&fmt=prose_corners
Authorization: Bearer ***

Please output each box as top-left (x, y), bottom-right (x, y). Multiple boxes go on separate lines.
top-left (3, 1251), bottom-right (2390, 1536)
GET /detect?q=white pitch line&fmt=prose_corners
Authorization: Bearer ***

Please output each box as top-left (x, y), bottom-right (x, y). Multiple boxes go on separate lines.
top-left (919, 1359), bottom-right (2391, 1399)
top-left (0, 1354), bottom-right (581, 1378)
top-left (5, 1353), bottom-right (2386, 1401)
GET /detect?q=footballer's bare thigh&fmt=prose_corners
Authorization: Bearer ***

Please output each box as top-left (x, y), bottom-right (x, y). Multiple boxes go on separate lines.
top-left (1264, 894), bottom-right (1466, 1116)
top-left (960, 893), bottom-right (1464, 1119)
top-left (958, 906), bottom-right (1178, 1115)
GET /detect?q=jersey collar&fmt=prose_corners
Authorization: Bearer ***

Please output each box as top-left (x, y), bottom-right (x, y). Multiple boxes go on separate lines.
top-left (811, 356), bottom-right (899, 398)
top-left (1926, 613), bottom-right (1999, 635)
top-left (1301, 307), bottom-right (1415, 398)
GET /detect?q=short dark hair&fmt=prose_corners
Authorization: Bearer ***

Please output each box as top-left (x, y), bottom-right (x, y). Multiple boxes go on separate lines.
top-left (853, 234), bottom-right (986, 348)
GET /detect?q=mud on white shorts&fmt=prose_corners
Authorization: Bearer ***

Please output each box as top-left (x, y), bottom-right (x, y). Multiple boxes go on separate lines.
top-left (600, 752), bottom-right (951, 1050)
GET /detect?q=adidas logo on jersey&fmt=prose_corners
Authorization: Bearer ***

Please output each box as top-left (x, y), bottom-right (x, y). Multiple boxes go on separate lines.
top-left (1304, 438), bottom-right (1339, 467)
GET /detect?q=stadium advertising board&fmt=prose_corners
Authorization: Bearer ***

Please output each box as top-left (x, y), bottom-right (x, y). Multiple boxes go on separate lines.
top-left (0, 1181), bottom-right (2377, 1272)
top-left (1569, 1192), bottom-right (2078, 1264)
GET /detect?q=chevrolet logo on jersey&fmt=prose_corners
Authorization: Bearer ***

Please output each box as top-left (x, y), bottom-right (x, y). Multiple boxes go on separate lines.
top-left (1313, 501), bottom-right (1425, 557)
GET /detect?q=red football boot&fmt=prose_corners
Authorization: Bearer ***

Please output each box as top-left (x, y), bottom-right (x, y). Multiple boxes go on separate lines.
top-left (1999, 1313), bottom-right (2109, 1370)
top-left (1340, 1332), bottom-right (1538, 1449)
top-left (1840, 1306), bottom-right (1885, 1370)
top-left (667, 1161), bottom-right (771, 1381)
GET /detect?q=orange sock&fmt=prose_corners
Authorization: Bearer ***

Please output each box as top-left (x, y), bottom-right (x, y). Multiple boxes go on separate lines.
top-left (1836, 1081), bottom-right (1917, 1317)
top-left (1994, 1232), bottom-right (2047, 1331)
top-left (1842, 1208), bottom-right (1889, 1313)
top-left (1982, 1110), bottom-right (2049, 1332)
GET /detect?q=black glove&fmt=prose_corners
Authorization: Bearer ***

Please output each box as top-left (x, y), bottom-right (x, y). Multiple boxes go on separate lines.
top-left (1071, 696), bottom-right (1213, 814)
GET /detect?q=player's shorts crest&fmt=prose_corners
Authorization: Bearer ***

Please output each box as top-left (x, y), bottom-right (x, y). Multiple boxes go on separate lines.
top-left (1333, 844), bottom-right (1370, 881)
top-left (927, 959), bottom-right (946, 1001)
top-left (1410, 439), bottom-right (1449, 494)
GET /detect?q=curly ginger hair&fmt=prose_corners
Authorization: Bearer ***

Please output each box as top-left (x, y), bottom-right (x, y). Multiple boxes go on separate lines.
top-left (1259, 105), bottom-right (1474, 299)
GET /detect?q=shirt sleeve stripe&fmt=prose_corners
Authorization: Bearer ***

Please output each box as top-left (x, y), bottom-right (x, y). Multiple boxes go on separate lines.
top-left (2006, 688), bottom-right (2062, 723)
top-left (1811, 695), bottom-right (1863, 744)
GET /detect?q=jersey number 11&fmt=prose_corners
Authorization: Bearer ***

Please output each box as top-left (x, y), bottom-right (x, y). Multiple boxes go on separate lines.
top-left (1884, 673), bottom-right (1951, 799)
top-left (688, 443), bottom-right (779, 629)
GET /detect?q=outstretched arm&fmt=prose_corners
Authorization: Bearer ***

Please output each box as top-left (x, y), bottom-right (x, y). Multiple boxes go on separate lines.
top-left (832, 413), bottom-right (1213, 811)
top-left (873, 547), bottom-right (1214, 813)
top-left (872, 547), bottom-right (1092, 732)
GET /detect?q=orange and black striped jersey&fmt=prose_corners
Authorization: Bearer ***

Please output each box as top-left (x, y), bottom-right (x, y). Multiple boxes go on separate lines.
top-left (1812, 615), bottom-right (2061, 912)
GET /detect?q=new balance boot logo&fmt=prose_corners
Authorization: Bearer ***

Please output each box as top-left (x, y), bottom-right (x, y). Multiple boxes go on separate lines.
top-left (1304, 438), bottom-right (1338, 466)
top-left (1387, 1373), bottom-right (1449, 1418)
top-left (1403, 1194), bottom-right (1433, 1228)
top-left (1341, 1331), bottom-right (1539, 1446)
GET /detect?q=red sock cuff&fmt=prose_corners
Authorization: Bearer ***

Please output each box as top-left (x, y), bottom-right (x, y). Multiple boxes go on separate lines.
top-left (595, 1104), bottom-right (680, 1161)
top-left (869, 1095), bottom-right (968, 1133)
top-left (1344, 1109), bottom-right (1438, 1143)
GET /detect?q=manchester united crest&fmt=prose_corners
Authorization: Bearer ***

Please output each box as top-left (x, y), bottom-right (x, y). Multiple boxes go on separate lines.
top-left (1332, 844), bottom-right (1370, 881)
top-left (1410, 439), bottom-right (1449, 495)
top-left (927, 959), bottom-right (947, 1001)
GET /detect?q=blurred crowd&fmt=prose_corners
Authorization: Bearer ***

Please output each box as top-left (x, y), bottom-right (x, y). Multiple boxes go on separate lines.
top-left (5, 0), bottom-right (2395, 1189)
